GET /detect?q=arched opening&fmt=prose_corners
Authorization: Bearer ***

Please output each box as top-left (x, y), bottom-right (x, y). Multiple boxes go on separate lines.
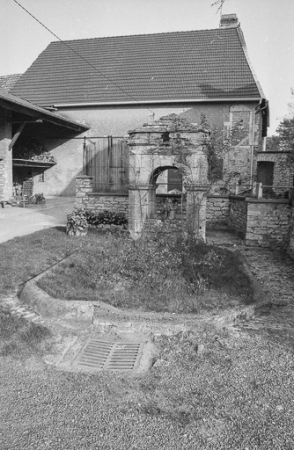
top-left (127, 113), bottom-right (208, 239)
top-left (149, 165), bottom-right (183, 193)
top-left (148, 166), bottom-right (184, 220)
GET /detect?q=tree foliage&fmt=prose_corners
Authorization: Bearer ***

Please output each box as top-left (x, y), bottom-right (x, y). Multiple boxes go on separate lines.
top-left (276, 117), bottom-right (294, 154)
top-left (267, 89), bottom-right (294, 158)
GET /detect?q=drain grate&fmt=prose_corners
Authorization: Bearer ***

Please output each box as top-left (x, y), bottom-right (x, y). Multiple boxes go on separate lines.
top-left (72, 339), bottom-right (142, 372)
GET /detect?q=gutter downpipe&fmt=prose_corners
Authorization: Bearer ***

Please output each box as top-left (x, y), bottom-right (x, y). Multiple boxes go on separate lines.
top-left (250, 98), bottom-right (269, 187)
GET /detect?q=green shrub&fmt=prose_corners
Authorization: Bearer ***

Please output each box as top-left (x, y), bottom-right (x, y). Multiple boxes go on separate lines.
top-left (85, 210), bottom-right (128, 228)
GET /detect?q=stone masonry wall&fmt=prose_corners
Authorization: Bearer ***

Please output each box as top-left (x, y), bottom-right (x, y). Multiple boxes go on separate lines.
top-left (228, 196), bottom-right (247, 237)
top-left (288, 203), bottom-right (294, 258)
top-left (206, 195), bottom-right (230, 228)
top-left (257, 152), bottom-right (293, 192)
top-left (75, 175), bottom-right (129, 216)
top-left (85, 194), bottom-right (129, 216)
top-left (75, 175), bottom-right (128, 216)
top-left (246, 200), bottom-right (291, 248)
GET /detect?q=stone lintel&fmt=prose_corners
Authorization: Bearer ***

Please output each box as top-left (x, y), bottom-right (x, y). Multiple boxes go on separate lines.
top-left (245, 198), bottom-right (290, 204)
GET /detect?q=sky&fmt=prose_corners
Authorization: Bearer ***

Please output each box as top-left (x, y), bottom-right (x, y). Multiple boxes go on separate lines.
top-left (1, 0), bottom-right (294, 135)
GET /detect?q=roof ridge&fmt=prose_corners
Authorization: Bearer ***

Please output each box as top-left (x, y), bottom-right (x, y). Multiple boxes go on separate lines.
top-left (49, 26), bottom-right (237, 45)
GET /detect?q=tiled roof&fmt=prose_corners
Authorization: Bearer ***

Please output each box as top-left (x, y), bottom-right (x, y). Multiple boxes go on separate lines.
top-left (0, 90), bottom-right (89, 131)
top-left (11, 27), bottom-right (263, 107)
top-left (0, 74), bottom-right (22, 91)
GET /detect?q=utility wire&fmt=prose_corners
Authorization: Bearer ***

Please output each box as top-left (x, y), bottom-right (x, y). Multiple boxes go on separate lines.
top-left (13, 0), bottom-right (155, 116)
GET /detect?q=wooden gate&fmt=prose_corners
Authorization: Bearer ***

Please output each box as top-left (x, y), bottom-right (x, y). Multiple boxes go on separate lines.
top-left (84, 137), bottom-right (129, 192)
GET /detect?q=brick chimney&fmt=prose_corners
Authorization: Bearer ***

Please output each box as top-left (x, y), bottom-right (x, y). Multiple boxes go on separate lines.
top-left (220, 14), bottom-right (239, 28)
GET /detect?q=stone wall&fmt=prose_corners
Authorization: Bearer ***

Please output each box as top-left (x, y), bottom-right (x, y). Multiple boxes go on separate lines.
top-left (246, 199), bottom-right (291, 248)
top-left (76, 175), bottom-right (292, 250)
top-left (206, 195), bottom-right (230, 228)
top-left (288, 203), bottom-right (294, 258)
top-left (228, 196), bottom-right (247, 236)
top-left (228, 194), bottom-right (291, 248)
top-left (75, 175), bottom-right (128, 215)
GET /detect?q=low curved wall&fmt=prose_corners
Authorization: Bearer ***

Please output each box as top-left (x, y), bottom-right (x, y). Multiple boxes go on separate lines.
top-left (20, 265), bottom-right (94, 321)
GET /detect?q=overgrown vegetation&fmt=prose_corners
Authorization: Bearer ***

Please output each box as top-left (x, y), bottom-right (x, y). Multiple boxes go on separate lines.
top-left (66, 209), bottom-right (128, 234)
top-left (38, 232), bottom-right (254, 313)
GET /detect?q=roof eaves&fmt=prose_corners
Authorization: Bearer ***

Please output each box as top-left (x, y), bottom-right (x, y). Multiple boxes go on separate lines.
top-left (52, 97), bottom-right (262, 108)
top-left (0, 90), bottom-right (89, 132)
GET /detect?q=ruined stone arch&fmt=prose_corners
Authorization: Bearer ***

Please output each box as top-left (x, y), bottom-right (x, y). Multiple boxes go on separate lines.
top-left (127, 114), bottom-right (209, 239)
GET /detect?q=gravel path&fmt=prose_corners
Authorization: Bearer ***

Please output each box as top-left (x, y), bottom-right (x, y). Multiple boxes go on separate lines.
top-left (1, 328), bottom-right (294, 450)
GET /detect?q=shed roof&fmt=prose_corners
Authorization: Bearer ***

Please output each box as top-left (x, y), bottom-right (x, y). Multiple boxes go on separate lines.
top-left (0, 90), bottom-right (89, 132)
top-left (11, 26), bottom-right (264, 107)
top-left (0, 74), bottom-right (22, 91)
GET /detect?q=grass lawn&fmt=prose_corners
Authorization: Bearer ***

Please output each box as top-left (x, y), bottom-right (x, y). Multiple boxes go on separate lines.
top-left (37, 230), bottom-right (254, 314)
top-left (0, 226), bottom-right (105, 299)
top-left (0, 306), bottom-right (51, 357)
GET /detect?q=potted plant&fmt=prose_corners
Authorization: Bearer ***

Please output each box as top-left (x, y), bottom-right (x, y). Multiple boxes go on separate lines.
top-left (66, 209), bottom-right (88, 236)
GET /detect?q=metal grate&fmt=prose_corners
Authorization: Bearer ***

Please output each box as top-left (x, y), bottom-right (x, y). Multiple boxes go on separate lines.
top-left (72, 339), bottom-right (142, 372)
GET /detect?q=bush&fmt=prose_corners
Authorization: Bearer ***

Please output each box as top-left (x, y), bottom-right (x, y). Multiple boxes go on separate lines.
top-left (85, 210), bottom-right (128, 228)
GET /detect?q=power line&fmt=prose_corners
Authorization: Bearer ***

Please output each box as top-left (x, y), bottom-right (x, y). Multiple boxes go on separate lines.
top-left (13, 0), bottom-right (155, 116)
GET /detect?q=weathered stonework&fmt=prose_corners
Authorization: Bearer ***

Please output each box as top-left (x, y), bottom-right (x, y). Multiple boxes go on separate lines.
top-left (75, 175), bottom-right (129, 216)
top-left (288, 203), bottom-right (294, 258)
top-left (127, 114), bottom-right (209, 239)
top-left (228, 196), bottom-right (248, 236)
top-left (228, 195), bottom-right (291, 248)
top-left (206, 195), bottom-right (230, 228)
top-left (75, 176), bottom-right (292, 251)
top-left (245, 199), bottom-right (291, 248)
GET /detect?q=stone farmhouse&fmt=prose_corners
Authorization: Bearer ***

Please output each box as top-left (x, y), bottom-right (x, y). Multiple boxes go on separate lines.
top-left (3, 13), bottom-right (293, 251)
top-left (3, 13), bottom-right (269, 199)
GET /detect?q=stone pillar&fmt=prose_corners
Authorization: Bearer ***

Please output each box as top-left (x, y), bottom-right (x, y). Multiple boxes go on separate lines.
top-left (185, 184), bottom-right (209, 240)
top-left (0, 120), bottom-right (12, 201)
top-left (128, 184), bottom-right (151, 239)
top-left (75, 175), bottom-right (93, 208)
top-left (148, 187), bottom-right (156, 219)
